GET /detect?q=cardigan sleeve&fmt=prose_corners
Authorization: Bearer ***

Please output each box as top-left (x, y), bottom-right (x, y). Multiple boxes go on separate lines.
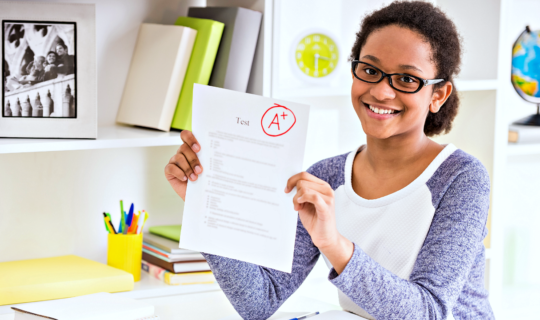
top-left (202, 216), bottom-right (320, 320)
top-left (328, 167), bottom-right (493, 319)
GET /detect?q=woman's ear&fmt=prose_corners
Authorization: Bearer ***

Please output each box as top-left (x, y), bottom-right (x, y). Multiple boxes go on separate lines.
top-left (429, 81), bottom-right (453, 113)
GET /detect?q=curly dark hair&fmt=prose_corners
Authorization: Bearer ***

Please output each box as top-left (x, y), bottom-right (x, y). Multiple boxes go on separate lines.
top-left (350, 1), bottom-right (462, 136)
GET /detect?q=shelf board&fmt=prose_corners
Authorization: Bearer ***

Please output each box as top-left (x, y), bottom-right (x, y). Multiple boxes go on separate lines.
top-left (0, 272), bottom-right (220, 318)
top-left (0, 125), bottom-right (182, 154)
top-left (507, 143), bottom-right (540, 156)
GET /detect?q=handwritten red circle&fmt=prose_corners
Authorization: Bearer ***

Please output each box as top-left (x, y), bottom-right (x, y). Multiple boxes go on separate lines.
top-left (261, 104), bottom-right (297, 137)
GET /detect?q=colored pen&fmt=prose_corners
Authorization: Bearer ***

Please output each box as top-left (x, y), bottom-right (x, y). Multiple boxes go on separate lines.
top-left (103, 212), bottom-right (117, 234)
top-left (128, 212), bottom-right (139, 234)
top-left (290, 312), bottom-right (319, 320)
top-left (105, 212), bottom-right (116, 234)
top-left (127, 203), bottom-right (134, 227)
top-left (137, 210), bottom-right (148, 234)
top-left (120, 200), bottom-right (127, 234)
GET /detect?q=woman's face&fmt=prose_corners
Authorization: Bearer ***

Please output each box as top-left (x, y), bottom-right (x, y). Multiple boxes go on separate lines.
top-left (47, 53), bottom-right (56, 64)
top-left (352, 25), bottom-right (445, 140)
top-left (56, 46), bottom-right (65, 56)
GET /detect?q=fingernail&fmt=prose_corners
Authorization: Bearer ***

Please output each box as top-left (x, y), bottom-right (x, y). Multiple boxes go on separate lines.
top-left (181, 176), bottom-right (187, 181)
top-left (284, 187), bottom-right (289, 193)
top-left (190, 174), bottom-right (196, 181)
top-left (194, 166), bottom-right (202, 174)
top-left (192, 143), bottom-right (200, 152)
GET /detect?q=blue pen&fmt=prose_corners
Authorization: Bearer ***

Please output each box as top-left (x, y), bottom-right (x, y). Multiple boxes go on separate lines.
top-left (126, 203), bottom-right (134, 226)
top-left (290, 312), bottom-right (319, 320)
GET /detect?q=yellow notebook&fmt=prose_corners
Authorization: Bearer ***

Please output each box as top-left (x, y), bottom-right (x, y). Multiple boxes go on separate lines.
top-left (0, 255), bottom-right (134, 306)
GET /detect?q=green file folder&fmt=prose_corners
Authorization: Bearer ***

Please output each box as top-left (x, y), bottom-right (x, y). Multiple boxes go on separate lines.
top-left (171, 17), bottom-right (224, 131)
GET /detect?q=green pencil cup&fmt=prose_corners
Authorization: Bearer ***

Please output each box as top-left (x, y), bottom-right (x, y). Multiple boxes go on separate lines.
top-left (107, 233), bottom-right (143, 282)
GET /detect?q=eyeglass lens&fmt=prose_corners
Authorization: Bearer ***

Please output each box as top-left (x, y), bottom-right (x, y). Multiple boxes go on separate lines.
top-left (354, 62), bottom-right (421, 92)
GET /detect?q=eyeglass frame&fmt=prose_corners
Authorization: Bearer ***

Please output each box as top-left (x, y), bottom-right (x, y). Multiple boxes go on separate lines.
top-left (351, 60), bottom-right (445, 94)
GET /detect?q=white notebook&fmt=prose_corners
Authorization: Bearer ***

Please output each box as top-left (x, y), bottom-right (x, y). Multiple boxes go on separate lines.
top-left (116, 23), bottom-right (197, 131)
top-left (12, 292), bottom-right (155, 320)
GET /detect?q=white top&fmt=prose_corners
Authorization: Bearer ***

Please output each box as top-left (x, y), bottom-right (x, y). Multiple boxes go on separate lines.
top-left (323, 144), bottom-right (457, 319)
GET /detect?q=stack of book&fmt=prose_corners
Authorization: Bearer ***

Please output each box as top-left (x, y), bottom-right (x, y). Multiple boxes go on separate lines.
top-left (142, 229), bottom-right (215, 286)
top-left (116, 6), bottom-right (262, 132)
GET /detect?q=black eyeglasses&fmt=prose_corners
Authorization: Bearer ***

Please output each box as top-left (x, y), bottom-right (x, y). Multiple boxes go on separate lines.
top-left (351, 60), bottom-right (444, 93)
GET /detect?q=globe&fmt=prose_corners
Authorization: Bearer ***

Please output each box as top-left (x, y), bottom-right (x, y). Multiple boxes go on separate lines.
top-left (512, 26), bottom-right (540, 126)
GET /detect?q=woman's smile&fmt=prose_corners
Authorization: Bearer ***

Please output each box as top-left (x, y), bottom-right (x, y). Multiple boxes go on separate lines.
top-left (363, 101), bottom-right (401, 120)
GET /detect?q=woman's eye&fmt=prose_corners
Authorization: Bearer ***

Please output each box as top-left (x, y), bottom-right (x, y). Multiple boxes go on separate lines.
top-left (364, 68), bottom-right (378, 75)
top-left (400, 76), bottom-right (415, 83)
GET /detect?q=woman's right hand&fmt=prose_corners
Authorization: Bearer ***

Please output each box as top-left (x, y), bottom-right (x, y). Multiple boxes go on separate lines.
top-left (164, 130), bottom-right (203, 201)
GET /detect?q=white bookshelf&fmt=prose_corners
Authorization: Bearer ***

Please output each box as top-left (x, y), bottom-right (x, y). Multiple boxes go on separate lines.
top-left (0, 125), bottom-right (181, 154)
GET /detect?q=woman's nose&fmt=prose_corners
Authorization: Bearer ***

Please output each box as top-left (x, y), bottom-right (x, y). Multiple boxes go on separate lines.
top-left (370, 77), bottom-right (396, 101)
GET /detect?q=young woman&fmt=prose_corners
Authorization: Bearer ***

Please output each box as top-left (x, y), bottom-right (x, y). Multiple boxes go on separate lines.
top-left (165, 2), bottom-right (493, 319)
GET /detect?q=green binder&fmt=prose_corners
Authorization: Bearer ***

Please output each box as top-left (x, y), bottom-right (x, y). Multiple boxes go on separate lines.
top-left (171, 17), bottom-right (224, 131)
top-left (149, 224), bottom-right (182, 242)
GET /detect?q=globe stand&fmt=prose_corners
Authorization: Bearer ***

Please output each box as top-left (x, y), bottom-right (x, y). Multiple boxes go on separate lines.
top-left (513, 104), bottom-right (540, 126)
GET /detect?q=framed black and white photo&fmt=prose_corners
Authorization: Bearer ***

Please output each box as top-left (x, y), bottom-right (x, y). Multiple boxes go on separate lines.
top-left (0, 1), bottom-right (95, 138)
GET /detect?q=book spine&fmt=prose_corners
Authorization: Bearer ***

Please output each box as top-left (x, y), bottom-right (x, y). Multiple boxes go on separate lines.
top-left (142, 260), bottom-right (168, 282)
top-left (142, 252), bottom-right (175, 271)
top-left (171, 19), bottom-right (225, 131)
top-left (143, 244), bottom-right (170, 258)
top-left (159, 27), bottom-right (197, 131)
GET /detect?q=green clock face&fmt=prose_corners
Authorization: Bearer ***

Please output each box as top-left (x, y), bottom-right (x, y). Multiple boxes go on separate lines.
top-left (295, 33), bottom-right (339, 78)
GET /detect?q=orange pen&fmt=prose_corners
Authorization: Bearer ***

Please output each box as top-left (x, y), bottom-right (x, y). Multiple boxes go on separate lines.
top-left (128, 212), bottom-right (140, 234)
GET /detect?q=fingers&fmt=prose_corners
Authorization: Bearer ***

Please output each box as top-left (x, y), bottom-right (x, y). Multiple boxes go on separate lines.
top-left (296, 179), bottom-right (333, 196)
top-left (180, 130), bottom-right (201, 153)
top-left (285, 171), bottom-right (326, 193)
top-left (164, 162), bottom-right (187, 182)
top-left (169, 152), bottom-right (197, 181)
top-left (293, 187), bottom-right (331, 213)
top-left (178, 143), bottom-right (203, 177)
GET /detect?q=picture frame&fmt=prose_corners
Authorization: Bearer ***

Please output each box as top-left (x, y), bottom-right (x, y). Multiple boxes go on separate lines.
top-left (1, 1), bottom-right (96, 139)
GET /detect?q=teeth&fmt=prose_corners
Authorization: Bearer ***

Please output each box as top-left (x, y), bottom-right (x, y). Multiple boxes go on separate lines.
top-left (367, 104), bottom-right (395, 115)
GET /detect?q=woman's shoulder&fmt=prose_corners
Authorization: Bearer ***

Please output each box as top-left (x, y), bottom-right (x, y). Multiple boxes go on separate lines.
top-left (427, 148), bottom-right (490, 206)
top-left (307, 151), bottom-right (351, 190)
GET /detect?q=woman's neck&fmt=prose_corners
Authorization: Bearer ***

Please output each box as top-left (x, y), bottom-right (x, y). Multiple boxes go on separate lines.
top-left (352, 130), bottom-right (444, 199)
top-left (363, 130), bottom-right (439, 175)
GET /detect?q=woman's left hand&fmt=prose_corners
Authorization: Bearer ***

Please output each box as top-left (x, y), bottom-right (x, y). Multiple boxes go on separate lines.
top-left (286, 172), bottom-right (354, 274)
top-left (285, 172), bottom-right (340, 250)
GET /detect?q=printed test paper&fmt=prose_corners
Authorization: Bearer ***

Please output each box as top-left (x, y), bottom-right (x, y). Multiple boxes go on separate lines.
top-left (180, 84), bottom-right (310, 273)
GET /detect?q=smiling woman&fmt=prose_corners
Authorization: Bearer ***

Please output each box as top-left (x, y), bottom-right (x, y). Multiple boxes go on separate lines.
top-left (165, 1), bottom-right (493, 320)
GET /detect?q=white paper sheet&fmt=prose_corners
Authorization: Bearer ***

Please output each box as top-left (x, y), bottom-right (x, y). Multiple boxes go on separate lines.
top-left (180, 84), bottom-right (310, 272)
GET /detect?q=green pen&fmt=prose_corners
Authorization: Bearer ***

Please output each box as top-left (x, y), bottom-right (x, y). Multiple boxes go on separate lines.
top-left (120, 200), bottom-right (127, 234)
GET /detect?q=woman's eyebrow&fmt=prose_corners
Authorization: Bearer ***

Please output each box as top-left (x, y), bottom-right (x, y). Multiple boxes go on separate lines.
top-left (398, 64), bottom-right (423, 74)
top-left (361, 55), bottom-right (423, 74)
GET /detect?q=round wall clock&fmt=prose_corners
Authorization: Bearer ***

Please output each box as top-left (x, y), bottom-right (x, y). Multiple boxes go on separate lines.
top-left (291, 31), bottom-right (340, 82)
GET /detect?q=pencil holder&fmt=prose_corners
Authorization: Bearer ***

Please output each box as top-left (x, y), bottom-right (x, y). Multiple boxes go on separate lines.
top-left (107, 233), bottom-right (143, 282)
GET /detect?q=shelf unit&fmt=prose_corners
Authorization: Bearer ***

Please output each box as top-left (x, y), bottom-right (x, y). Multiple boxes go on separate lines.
top-left (0, 0), bottom-right (527, 318)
